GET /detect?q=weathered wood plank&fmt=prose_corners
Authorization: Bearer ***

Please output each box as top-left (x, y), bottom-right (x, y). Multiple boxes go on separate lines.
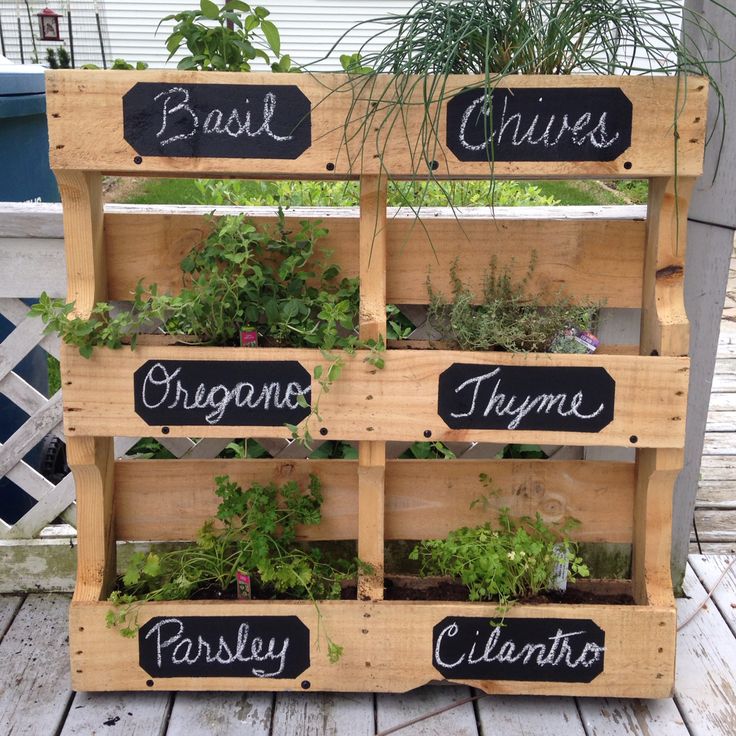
top-left (166, 692), bottom-right (272, 736)
top-left (46, 71), bottom-right (708, 178)
top-left (0, 238), bottom-right (67, 298)
top-left (0, 594), bottom-right (72, 735)
top-left (61, 345), bottom-right (689, 448)
top-left (673, 566), bottom-right (736, 736)
top-left (576, 698), bottom-right (689, 735)
top-left (271, 693), bottom-right (374, 736)
top-left (688, 554), bottom-right (736, 637)
top-left (103, 210), bottom-right (646, 309)
top-left (60, 692), bottom-right (171, 735)
top-left (694, 510), bottom-right (736, 540)
top-left (702, 433), bottom-right (736, 455)
top-left (114, 459), bottom-right (635, 543)
top-left (376, 685), bottom-right (477, 736)
top-left (476, 695), bottom-right (585, 736)
top-left (0, 595), bottom-right (23, 640)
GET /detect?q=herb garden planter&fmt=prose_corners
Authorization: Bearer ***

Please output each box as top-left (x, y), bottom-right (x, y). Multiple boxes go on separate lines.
top-left (47, 69), bottom-right (707, 697)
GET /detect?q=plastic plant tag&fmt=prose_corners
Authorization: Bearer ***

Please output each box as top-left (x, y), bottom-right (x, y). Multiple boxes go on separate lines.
top-left (550, 327), bottom-right (599, 354)
top-left (550, 543), bottom-right (569, 592)
top-left (236, 570), bottom-right (252, 599)
top-left (240, 326), bottom-right (258, 347)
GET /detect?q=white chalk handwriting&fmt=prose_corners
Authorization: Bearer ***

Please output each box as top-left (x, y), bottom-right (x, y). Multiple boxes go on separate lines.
top-left (154, 86), bottom-right (294, 147)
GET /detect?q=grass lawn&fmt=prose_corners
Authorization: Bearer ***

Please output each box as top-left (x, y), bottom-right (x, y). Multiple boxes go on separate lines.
top-left (113, 177), bottom-right (647, 207)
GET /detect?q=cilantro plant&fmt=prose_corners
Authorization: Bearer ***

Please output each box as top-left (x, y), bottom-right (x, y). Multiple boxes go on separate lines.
top-left (161, 0), bottom-right (294, 72)
top-left (409, 483), bottom-right (589, 615)
top-left (108, 474), bottom-right (364, 662)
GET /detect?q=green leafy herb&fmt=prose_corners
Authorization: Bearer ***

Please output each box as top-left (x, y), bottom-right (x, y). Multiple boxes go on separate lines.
top-left (159, 0), bottom-right (294, 72)
top-left (410, 478), bottom-right (589, 615)
top-left (108, 474), bottom-right (367, 661)
top-left (427, 252), bottom-right (599, 352)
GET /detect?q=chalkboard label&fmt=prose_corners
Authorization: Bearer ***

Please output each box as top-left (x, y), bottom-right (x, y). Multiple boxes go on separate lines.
top-left (433, 617), bottom-right (605, 682)
top-left (438, 363), bottom-right (615, 432)
top-left (123, 82), bottom-right (311, 159)
top-left (446, 87), bottom-right (631, 162)
top-left (139, 615), bottom-right (310, 679)
top-left (133, 359), bottom-right (311, 427)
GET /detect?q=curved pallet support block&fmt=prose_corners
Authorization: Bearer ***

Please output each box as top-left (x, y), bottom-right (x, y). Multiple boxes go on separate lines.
top-left (633, 176), bottom-right (695, 615)
top-left (68, 436), bottom-right (115, 602)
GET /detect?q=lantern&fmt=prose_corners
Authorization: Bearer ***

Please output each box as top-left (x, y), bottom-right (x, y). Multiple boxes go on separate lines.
top-left (38, 8), bottom-right (62, 42)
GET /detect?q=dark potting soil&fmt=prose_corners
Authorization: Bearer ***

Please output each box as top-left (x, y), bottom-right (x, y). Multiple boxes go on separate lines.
top-left (115, 577), bottom-right (633, 605)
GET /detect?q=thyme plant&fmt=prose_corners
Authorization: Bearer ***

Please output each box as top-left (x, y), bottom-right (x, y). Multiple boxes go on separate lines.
top-left (427, 252), bottom-right (598, 352)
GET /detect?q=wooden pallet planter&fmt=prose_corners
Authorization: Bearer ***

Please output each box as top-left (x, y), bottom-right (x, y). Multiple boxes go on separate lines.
top-left (46, 70), bottom-right (707, 697)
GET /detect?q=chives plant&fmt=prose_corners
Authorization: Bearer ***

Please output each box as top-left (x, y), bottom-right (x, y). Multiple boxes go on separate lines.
top-left (312, 0), bottom-right (734, 194)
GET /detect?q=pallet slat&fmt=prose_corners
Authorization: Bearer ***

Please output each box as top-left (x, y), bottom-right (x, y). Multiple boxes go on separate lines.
top-left (61, 346), bottom-right (689, 447)
top-left (70, 598), bottom-right (675, 697)
top-left (104, 211), bottom-right (647, 309)
top-left (114, 458), bottom-right (635, 543)
top-left (46, 72), bottom-right (707, 178)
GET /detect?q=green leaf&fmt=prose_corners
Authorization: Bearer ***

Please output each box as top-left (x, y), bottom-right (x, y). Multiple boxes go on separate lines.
top-left (224, 0), bottom-right (251, 11)
top-left (260, 19), bottom-right (280, 55)
top-left (200, 0), bottom-right (220, 20)
top-left (177, 56), bottom-right (198, 70)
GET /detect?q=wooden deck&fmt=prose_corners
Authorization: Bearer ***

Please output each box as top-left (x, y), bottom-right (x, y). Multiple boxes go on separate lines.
top-left (0, 555), bottom-right (733, 735)
top-left (695, 243), bottom-right (736, 553)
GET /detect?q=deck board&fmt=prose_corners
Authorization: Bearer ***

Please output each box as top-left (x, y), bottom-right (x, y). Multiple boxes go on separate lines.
top-left (166, 692), bottom-right (273, 736)
top-left (476, 695), bottom-right (586, 736)
top-left (0, 594), bottom-right (73, 736)
top-left (576, 697), bottom-right (689, 735)
top-left (270, 692), bottom-right (374, 736)
top-left (376, 686), bottom-right (477, 736)
top-left (2, 557), bottom-right (736, 735)
top-left (673, 566), bottom-right (736, 736)
top-left (60, 691), bottom-right (171, 736)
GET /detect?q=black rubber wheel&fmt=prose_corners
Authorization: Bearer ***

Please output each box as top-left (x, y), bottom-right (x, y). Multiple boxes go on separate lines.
top-left (38, 435), bottom-right (69, 484)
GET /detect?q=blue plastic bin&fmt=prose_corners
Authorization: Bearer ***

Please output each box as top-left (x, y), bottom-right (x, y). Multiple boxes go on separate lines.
top-left (0, 63), bottom-right (59, 202)
top-left (0, 62), bottom-right (59, 525)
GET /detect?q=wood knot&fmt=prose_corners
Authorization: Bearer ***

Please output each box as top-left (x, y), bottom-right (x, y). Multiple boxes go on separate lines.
top-left (656, 265), bottom-right (683, 281)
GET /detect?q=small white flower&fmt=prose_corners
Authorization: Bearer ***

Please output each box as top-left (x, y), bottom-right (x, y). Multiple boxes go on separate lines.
top-left (507, 551), bottom-right (516, 561)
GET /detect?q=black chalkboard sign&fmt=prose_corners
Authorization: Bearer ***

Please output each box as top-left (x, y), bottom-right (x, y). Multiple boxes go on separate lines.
top-left (446, 87), bottom-right (631, 162)
top-left (437, 363), bottom-right (615, 432)
top-left (123, 83), bottom-right (311, 159)
top-left (432, 616), bottom-right (605, 682)
top-left (139, 615), bottom-right (310, 679)
top-left (133, 359), bottom-right (311, 427)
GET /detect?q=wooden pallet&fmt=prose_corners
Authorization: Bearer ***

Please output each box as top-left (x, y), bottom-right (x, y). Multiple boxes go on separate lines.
top-left (46, 70), bottom-right (708, 697)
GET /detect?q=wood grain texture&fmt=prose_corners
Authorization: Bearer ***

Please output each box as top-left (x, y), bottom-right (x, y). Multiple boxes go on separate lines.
top-left (60, 692), bottom-right (172, 736)
top-left (576, 697), bottom-right (690, 736)
top-left (632, 448), bottom-right (682, 608)
top-left (61, 344), bottom-right (689, 447)
top-left (55, 170), bottom-right (105, 317)
top-left (376, 686), bottom-right (477, 736)
top-left (358, 174), bottom-right (387, 600)
top-left (103, 207), bottom-right (646, 309)
top-left (113, 458), bottom-right (635, 543)
top-left (69, 597), bottom-right (675, 697)
top-left (688, 554), bottom-right (736, 637)
top-left (167, 692), bottom-right (273, 736)
top-left (46, 71), bottom-right (708, 178)
top-left (674, 565), bottom-right (736, 736)
top-left (68, 436), bottom-right (116, 602)
top-left (271, 693), bottom-right (374, 736)
top-left (476, 695), bottom-right (586, 736)
top-left (0, 595), bottom-right (72, 735)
